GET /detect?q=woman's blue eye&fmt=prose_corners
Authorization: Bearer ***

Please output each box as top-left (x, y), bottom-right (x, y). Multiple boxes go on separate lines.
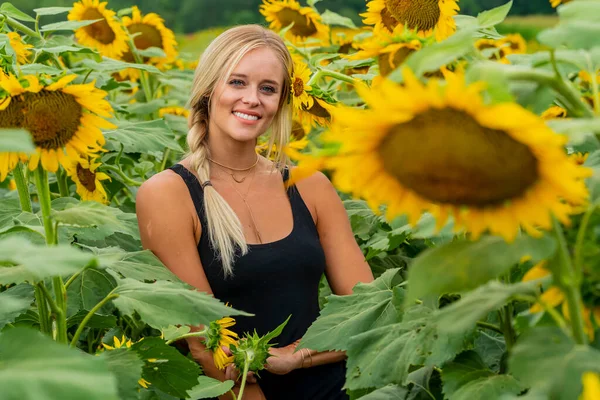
top-left (261, 86), bottom-right (276, 93)
top-left (229, 79), bottom-right (244, 86)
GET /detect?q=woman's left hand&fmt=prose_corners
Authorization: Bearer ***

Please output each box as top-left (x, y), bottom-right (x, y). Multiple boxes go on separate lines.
top-left (264, 343), bottom-right (303, 375)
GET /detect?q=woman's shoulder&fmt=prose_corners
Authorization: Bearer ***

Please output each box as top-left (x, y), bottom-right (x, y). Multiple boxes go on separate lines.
top-left (136, 165), bottom-right (191, 206)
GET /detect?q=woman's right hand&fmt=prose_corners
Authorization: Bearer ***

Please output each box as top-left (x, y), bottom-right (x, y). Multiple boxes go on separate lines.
top-left (222, 346), bottom-right (257, 385)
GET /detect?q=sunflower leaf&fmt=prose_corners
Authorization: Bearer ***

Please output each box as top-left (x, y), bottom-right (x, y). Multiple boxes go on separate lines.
top-left (0, 283), bottom-right (34, 330)
top-left (320, 10), bottom-right (356, 29)
top-left (0, 128), bottom-right (35, 153)
top-left (40, 19), bottom-right (104, 32)
top-left (66, 268), bottom-right (117, 317)
top-left (112, 278), bottom-right (252, 329)
top-left (0, 3), bottom-right (36, 22)
top-left (357, 385), bottom-right (408, 400)
top-left (185, 376), bottom-right (235, 399)
top-left (131, 337), bottom-right (201, 398)
top-left (92, 247), bottom-right (182, 283)
top-left (104, 119), bottom-right (183, 154)
top-left (33, 6), bottom-right (72, 16)
top-left (0, 327), bottom-right (119, 400)
top-left (100, 348), bottom-right (145, 400)
top-left (298, 269), bottom-right (402, 352)
top-left (476, 0), bottom-right (513, 29)
top-left (405, 235), bottom-right (556, 305)
top-left (509, 327), bottom-right (600, 399)
top-left (345, 304), bottom-right (474, 390)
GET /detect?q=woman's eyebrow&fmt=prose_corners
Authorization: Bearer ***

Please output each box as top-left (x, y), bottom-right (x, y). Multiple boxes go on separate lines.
top-left (230, 73), bottom-right (280, 86)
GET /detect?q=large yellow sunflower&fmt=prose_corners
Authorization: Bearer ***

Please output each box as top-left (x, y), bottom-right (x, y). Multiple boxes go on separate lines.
top-left (260, 0), bottom-right (330, 44)
top-left (318, 70), bottom-right (591, 241)
top-left (68, 0), bottom-right (129, 59)
top-left (0, 74), bottom-right (115, 180)
top-left (291, 58), bottom-right (313, 111)
top-left (65, 155), bottom-right (110, 203)
top-left (7, 32), bottom-right (33, 64)
top-left (205, 317), bottom-right (239, 370)
top-left (118, 6), bottom-right (178, 80)
top-left (347, 25), bottom-right (425, 77)
top-left (362, 0), bottom-right (459, 41)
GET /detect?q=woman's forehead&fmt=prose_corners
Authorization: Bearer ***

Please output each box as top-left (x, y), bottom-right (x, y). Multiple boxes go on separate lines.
top-left (230, 47), bottom-right (285, 84)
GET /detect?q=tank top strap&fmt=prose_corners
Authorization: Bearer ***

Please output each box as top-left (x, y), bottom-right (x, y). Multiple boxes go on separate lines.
top-left (168, 164), bottom-right (208, 226)
top-left (283, 167), bottom-right (319, 235)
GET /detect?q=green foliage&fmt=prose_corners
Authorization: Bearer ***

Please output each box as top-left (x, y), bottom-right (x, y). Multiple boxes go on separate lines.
top-left (232, 316), bottom-right (290, 372)
top-left (0, 283), bottom-right (34, 329)
top-left (100, 348), bottom-right (145, 400)
top-left (185, 376), bottom-right (235, 399)
top-left (0, 129), bottom-right (35, 152)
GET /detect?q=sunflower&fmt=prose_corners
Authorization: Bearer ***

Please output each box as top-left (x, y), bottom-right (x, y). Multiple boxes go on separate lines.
top-left (523, 262), bottom-right (600, 341)
top-left (65, 155), bottom-right (110, 203)
top-left (159, 106), bottom-right (189, 118)
top-left (500, 34), bottom-right (527, 55)
top-left (291, 58), bottom-right (313, 111)
top-left (101, 335), bottom-right (153, 389)
top-left (347, 25), bottom-right (425, 77)
top-left (298, 95), bottom-right (334, 127)
top-left (7, 32), bottom-right (33, 64)
top-left (0, 74), bottom-right (115, 180)
top-left (551, 0), bottom-right (573, 7)
top-left (541, 105), bottom-right (567, 120)
top-left (475, 34), bottom-right (527, 64)
top-left (205, 317), bottom-right (239, 370)
top-left (315, 69), bottom-right (590, 241)
top-left (118, 6), bottom-right (178, 80)
top-left (582, 373), bottom-right (600, 400)
top-left (68, 0), bottom-right (128, 59)
top-left (362, 0), bottom-right (459, 41)
top-left (260, 0), bottom-right (329, 44)
top-left (330, 27), bottom-right (369, 53)
top-left (570, 152), bottom-right (589, 166)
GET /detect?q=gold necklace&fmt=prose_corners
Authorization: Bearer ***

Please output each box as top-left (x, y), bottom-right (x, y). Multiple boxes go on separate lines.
top-left (227, 167), bottom-right (263, 244)
top-left (208, 155), bottom-right (259, 183)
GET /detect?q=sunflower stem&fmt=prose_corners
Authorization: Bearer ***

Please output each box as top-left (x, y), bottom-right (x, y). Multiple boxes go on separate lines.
top-left (551, 218), bottom-right (588, 345)
top-left (70, 292), bottom-right (119, 348)
top-left (505, 68), bottom-right (594, 118)
top-left (476, 321), bottom-right (504, 335)
top-left (165, 328), bottom-right (208, 345)
top-left (574, 204), bottom-right (597, 280)
top-left (159, 148), bottom-right (171, 171)
top-left (308, 69), bottom-right (355, 86)
top-left (124, 34), bottom-right (154, 102)
top-left (5, 16), bottom-right (41, 40)
top-left (236, 352), bottom-right (251, 400)
top-left (13, 162), bottom-right (32, 213)
top-left (103, 165), bottom-right (143, 186)
top-left (56, 168), bottom-right (69, 197)
top-left (52, 276), bottom-right (68, 344)
top-left (34, 283), bottom-right (51, 335)
top-left (33, 166), bottom-right (56, 245)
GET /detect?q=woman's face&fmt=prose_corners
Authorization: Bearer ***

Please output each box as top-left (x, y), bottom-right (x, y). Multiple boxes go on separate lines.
top-left (209, 46), bottom-right (286, 144)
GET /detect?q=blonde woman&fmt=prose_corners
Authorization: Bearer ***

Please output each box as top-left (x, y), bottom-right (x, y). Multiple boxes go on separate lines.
top-left (136, 25), bottom-right (373, 400)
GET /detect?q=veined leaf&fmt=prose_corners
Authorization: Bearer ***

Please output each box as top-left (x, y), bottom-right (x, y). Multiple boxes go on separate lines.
top-left (509, 327), bottom-right (600, 399)
top-left (0, 237), bottom-right (97, 284)
top-left (0, 3), bottom-right (36, 22)
top-left (452, 375), bottom-right (524, 400)
top-left (476, 1), bottom-right (513, 28)
top-left (41, 19), bottom-right (103, 32)
top-left (345, 305), bottom-right (474, 390)
top-left (53, 201), bottom-right (123, 229)
top-left (66, 268), bottom-right (117, 317)
top-left (0, 327), bottom-right (119, 400)
top-left (185, 376), bottom-right (235, 399)
top-left (0, 283), bottom-right (34, 329)
top-left (405, 235), bottom-right (556, 305)
top-left (80, 57), bottom-right (162, 74)
top-left (95, 248), bottom-right (182, 282)
top-left (358, 385), bottom-right (408, 400)
top-left (131, 338), bottom-right (201, 398)
top-left (113, 278), bottom-right (252, 329)
top-left (300, 269), bottom-right (402, 352)
top-left (0, 129), bottom-right (35, 152)
top-left (100, 348), bottom-right (144, 400)
top-left (104, 120), bottom-right (183, 154)
top-left (33, 6), bottom-right (72, 16)
top-left (320, 10), bottom-right (356, 28)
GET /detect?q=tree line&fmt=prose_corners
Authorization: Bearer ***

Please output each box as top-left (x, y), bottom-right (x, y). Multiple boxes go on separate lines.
top-left (17, 0), bottom-right (555, 34)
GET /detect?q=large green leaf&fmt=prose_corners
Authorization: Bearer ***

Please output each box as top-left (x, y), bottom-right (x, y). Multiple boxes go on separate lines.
top-left (0, 197), bottom-right (22, 229)
top-left (0, 283), bottom-right (34, 329)
top-left (131, 337), bottom-right (201, 398)
top-left (100, 348), bottom-right (145, 400)
top-left (405, 235), bottom-right (556, 304)
top-left (113, 278), bottom-right (252, 329)
top-left (320, 10), bottom-right (356, 28)
top-left (0, 237), bottom-right (97, 284)
top-left (0, 129), bottom-right (35, 152)
top-left (40, 19), bottom-right (103, 32)
top-left (345, 305), bottom-right (474, 390)
top-left (53, 201), bottom-right (123, 229)
top-left (359, 385), bottom-right (408, 400)
top-left (67, 310), bottom-right (117, 330)
top-left (345, 200), bottom-right (380, 240)
top-left (66, 268), bottom-right (117, 317)
top-left (80, 58), bottom-right (162, 74)
top-left (452, 375), bottom-right (524, 400)
top-left (185, 376), bottom-right (235, 399)
top-left (0, 327), bottom-right (119, 400)
top-left (33, 6), bottom-right (72, 16)
top-left (509, 327), bottom-right (600, 399)
top-left (96, 248), bottom-right (182, 282)
top-left (476, 1), bottom-right (513, 28)
top-left (434, 281), bottom-right (538, 334)
top-left (0, 3), bottom-right (36, 22)
top-left (104, 120), bottom-right (183, 154)
top-left (299, 269), bottom-right (402, 352)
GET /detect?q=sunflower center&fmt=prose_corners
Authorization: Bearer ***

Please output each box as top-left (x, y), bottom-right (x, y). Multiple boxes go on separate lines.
top-left (81, 8), bottom-right (116, 44)
top-left (381, 6), bottom-right (400, 31)
top-left (275, 8), bottom-right (318, 37)
top-left (121, 23), bottom-right (164, 62)
top-left (377, 47), bottom-right (416, 76)
top-left (378, 108), bottom-right (539, 206)
top-left (293, 77), bottom-right (305, 97)
top-left (385, 0), bottom-right (441, 32)
top-left (76, 164), bottom-right (97, 192)
top-left (0, 91), bottom-right (82, 150)
top-left (302, 99), bottom-right (330, 119)
top-left (291, 120), bottom-right (306, 140)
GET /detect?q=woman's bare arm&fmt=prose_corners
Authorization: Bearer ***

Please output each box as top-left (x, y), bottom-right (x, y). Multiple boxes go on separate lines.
top-left (136, 171), bottom-right (264, 400)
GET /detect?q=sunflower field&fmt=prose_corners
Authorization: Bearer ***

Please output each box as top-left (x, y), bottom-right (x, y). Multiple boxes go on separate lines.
top-left (1, 0), bottom-right (600, 398)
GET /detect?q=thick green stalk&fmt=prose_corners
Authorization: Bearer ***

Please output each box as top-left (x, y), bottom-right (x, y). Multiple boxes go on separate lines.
top-left (552, 219), bottom-right (588, 344)
top-left (34, 283), bottom-right (51, 334)
top-left (159, 148), bottom-right (171, 172)
top-left (165, 328), bottom-right (208, 345)
top-left (5, 16), bottom-right (42, 39)
top-left (236, 352), bottom-right (251, 400)
top-left (56, 168), bottom-right (69, 197)
top-left (70, 293), bottom-right (119, 347)
top-left (13, 162), bottom-right (32, 213)
top-left (574, 205), bottom-right (597, 279)
top-left (103, 165), bottom-right (143, 186)
top-left (33, 166), bottom-right (56, 245)
top-left (476, 321), bottom-right (503, 335)
top-left (125, 36), bottom-right (153, 102)
top-left (52, 276), bottom-right (68, 344)
top-left (307, 69), bottom-right (355, 86)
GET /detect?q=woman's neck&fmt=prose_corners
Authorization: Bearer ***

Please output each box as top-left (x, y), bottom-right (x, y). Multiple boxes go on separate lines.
top-left (206, 135), bottom-right (258, 170)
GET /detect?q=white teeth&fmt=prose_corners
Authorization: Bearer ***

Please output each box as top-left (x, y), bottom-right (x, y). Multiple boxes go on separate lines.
top-left (233, 111), bottom-right (259, 121)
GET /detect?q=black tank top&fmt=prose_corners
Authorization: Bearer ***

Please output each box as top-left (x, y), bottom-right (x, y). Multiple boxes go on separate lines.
top-left (169, 164), bottom-right (348, 400)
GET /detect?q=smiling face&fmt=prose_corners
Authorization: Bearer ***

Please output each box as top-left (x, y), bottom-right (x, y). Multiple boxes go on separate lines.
top-left (208, 46), bottom-right (286, 144)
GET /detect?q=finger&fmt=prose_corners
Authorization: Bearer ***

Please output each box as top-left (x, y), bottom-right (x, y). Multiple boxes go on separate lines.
top-left (222, 346), bottom-right (233, 356)
top-left (247, 372), bottom-right (257, 383)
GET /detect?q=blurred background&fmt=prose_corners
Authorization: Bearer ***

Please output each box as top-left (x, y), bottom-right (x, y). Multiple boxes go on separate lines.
top-left (19, 0), bottom-right (558, 54)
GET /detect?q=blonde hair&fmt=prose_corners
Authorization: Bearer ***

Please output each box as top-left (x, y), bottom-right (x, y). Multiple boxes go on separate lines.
top-left (186, 25), bottom-right (293, 277)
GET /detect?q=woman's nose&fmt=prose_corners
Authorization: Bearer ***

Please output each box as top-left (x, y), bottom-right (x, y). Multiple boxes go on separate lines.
top-left (241, 88), bottom-right (260, 106)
